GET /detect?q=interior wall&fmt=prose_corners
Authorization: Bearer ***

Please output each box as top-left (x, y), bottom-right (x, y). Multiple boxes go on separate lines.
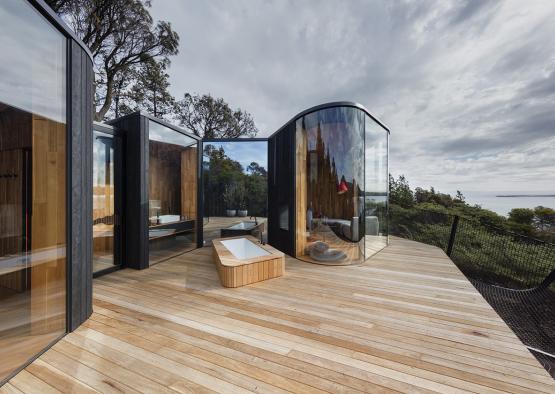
top-left (181, 147), bottom-right (198, 221)
top-left (148, 141), bottom-right (182, 217)
top-left (0, 107), bottom-right (68, 382)
top-left (30, 115), bottom-right (66, 335)
top-left (0, 108), bottom-right (31, 294)
top-left (148, 143), bottom-right (198, 222)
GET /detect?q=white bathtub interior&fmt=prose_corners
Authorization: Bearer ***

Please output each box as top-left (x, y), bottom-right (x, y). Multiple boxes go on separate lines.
top-left (221, 238), bottom-right (270, 260)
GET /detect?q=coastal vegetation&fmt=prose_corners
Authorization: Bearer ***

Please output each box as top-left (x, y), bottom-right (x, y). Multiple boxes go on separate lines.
top-left (389, 175), bottom-right (555, 242)
top-left (389, 175), bottom-right (555, 289)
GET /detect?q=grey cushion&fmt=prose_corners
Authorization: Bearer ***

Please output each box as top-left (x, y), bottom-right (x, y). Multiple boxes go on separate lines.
top-left (308, 241), bottom-right (347, 262)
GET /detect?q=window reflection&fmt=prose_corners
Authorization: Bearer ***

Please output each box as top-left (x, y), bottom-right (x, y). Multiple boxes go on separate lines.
top-left (295, 107), bottom-right (389, 265)
top-left (0, 1), bottom-right (65, 123)
top-left (202, 141), bottom-right (268, 244)
top-left (148, 121), bottom-right (198, 264)
top-left (0, 0), bottom-right (67, 383)
top-left (296, 107), bottom-right (366, 264)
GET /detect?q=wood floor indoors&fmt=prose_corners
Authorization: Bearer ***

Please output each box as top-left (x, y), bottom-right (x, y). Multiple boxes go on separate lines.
top-left (3, 237), bottom-right (554, 393)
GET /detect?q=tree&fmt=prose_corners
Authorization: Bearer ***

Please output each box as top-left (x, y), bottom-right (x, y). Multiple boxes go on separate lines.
top-left (533, 206), bottom-right (555, 232)
top-left (247, 162), bottom-right (267, 177)
top-left (245, 162), bottom-right (268, 216)
top-left (112, 64), bottom-right (134, 118)
top-left (123, 58), bottom-right (175, 118)
top-left (175, 93), bottom-right (258, 138)
top-left (414, 186), bottom-right (455, 208)
top-left (454, 190), bottom-right (466, 203)
top-left (389, 175), bottom-right (414, 208)
top-left (45, 0), bottom-right (179, 121)
top-left (506, 207), bottom-right (535, 235)
top-left (508, 208), bottom-right (535, 225)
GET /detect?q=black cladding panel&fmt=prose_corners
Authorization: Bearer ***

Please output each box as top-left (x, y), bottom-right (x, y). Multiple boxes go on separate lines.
top-left (267, 122), bottom-right (295, 256)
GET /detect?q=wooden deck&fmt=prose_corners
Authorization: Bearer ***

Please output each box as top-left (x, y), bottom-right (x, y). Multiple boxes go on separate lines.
top-left (3, 237), bottom-right (554, 393)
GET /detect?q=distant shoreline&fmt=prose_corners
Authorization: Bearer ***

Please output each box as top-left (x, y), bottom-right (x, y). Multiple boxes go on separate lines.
top-left (496, 194), bottom-right (555, 198)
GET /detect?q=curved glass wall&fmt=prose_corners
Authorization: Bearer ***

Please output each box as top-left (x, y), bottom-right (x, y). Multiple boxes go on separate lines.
top-left (148, 120), bottom-right (198, 264)
top-left (295, 106), bottom-right (388, 264)
top-left (364, 115), bottom-right (389, 257)
top-left (0, 0), bottom-right (67, 383)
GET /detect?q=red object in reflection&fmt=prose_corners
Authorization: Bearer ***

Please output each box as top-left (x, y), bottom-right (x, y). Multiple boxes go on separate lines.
top-left (337, 179), bottom-right (348, 194)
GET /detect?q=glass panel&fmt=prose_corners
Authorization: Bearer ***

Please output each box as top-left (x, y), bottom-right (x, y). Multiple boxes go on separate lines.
top-left (202, 141), bottom-right (268, 244)
top-left (296, 107), bottom-right (365, 264)
top-left (148, 121), bottom-right (197, 264)
top-left (365, 115), bottom-right (389, 257)
top-left (0, 2), bottom-right (65, 123)
top-left (0, 0), bottom-right (66, 383)
top-left (93, 131), bottom-right (116, 273)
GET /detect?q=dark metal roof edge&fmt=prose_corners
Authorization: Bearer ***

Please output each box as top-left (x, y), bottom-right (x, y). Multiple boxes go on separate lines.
top-left (202, 137), bottom-right (268, 143)
top-left (31, 0), bottom-right (94, 61)
top-left (107, 111), bottom-right (201, 141)
top-left (268, 101), bottom-right (390, 139)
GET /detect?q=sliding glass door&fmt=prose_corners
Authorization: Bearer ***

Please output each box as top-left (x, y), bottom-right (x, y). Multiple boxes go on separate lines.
top-left (93, 129), bottom-right (122, 276)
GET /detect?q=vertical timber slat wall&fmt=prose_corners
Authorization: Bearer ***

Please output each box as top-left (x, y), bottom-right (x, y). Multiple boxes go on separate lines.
top-left (68, 40), bottom-right (94, 331)
top-left (181, 148), bottom-right (198, 227)
top-left (295, 122), bottom-right (307, 257)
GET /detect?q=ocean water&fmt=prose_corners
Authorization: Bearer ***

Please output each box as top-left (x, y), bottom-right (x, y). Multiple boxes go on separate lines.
top-left (463, 192), bottom-right (555, 217)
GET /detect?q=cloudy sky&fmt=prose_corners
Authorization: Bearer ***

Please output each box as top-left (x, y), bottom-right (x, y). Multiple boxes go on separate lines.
top-left (150, 0), bottom-right (555, 195)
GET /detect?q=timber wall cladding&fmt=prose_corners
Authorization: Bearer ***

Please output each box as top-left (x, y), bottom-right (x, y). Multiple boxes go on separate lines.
top-left (149, 141), bottom-right (182, 216)
top-left (295, 124), bottom-right (307, 257)
top-left (30, 115), bottom-right (66, 334)
top-left (92, 156), bottom-right (114, 255)
top-left (181, 147), bottom-right (197, 221)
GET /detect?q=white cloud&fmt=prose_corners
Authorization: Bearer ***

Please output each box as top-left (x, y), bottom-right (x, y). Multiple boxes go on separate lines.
top-left (150, 0), bottom-right (555, 194)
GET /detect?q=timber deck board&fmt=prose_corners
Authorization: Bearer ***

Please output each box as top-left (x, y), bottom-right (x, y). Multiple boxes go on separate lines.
top-left (4, 237), bottom-right (554, 393)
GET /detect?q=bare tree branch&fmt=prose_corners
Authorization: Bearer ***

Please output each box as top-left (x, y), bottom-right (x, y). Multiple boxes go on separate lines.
top-left (174, 93), bottom-right (259, 138)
